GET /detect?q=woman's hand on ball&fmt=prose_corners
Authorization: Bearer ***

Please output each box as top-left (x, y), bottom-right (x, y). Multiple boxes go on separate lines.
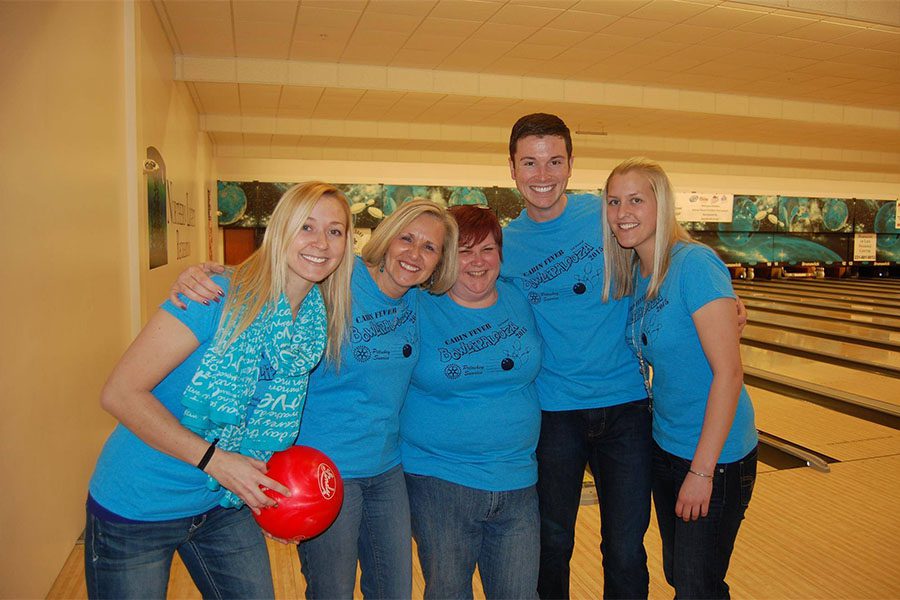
top-left (205, 450), bottom-right (292, 514)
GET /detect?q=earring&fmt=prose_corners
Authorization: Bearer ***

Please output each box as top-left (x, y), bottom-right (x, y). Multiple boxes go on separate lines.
top-left (379, 259), bottom-right (385, 273)
top-left (428, 273), bottom-right (435, 287)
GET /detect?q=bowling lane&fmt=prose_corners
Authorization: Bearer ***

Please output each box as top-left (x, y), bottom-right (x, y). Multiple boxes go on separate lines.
top-left (741, 345), bottom-right (900, 408)
top-left (742, 324), bottom-right (900, 375)
top-left (749, 386), bottom-right (900, 462)
top-left (734, 281), bottom-right (900, 309)
top-left (745, 311), bottom-right (900, 350)
top-left (742, 298), bottom-right (900, 330)
top-left (737, 289), bottom-right (900, 317)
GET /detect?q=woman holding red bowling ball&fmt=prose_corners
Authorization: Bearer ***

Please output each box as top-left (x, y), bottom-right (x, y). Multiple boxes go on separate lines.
top-left (85, 182), bottom-right (354, 599)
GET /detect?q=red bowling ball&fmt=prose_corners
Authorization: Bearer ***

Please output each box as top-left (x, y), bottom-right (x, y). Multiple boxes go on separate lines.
top-left (253, 446), bottom-right (343, 542)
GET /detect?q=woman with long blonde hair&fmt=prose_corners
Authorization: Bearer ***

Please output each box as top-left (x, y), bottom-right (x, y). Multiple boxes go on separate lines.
top-left (602, 158), bottom-right (757, 599)
top-left (172, 197), bottom-right (459, 599)
top-left (86, 182), bottom-right (353, 599)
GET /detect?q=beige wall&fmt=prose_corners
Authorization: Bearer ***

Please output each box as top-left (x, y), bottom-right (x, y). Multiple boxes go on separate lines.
top-left (0, 2), bottom-right (213, 597)
top-left (0, 2), bottom-right (127, 597)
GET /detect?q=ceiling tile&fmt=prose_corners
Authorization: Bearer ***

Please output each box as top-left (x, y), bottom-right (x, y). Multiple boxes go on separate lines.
top-left (524, 27), bottom-right (592, 46)
top-left (474, 21), bottom-right (539, 41)
top-left (702, 30), bottom-right (773, 49)
top-left (546, 9), bottom-right (618, 32)
top-left (787, 41), bottom-right (854, 61)
top-left (357, 10), bottom-right (423, 33)
top-left (784, 21), bottom-right (861, 42)
top-left (296, 6), bottom-right (361, 28)
top-left (736, 13), bottom-right (813, 35)
top-left (628, 0), bottom-right (712, 23)
top-left (391, 48), bottom-right (452, 68)
top-left (366, 0), bottom-right (438, 17)
top-left (194, 82), bottom-right (241, 113)
top-left (577, 31), bottom-right (642, 51)
top-left (683, 5), bottom-right (769, 29)
top-left (288, 41), bottom-right (346, 61)
top-left (570, 0), bottom-right (651, 17)
top-left (403, 31), bottom-right (468, 52)
top-left (162, 0), bottom-right (231, 22)
top-left (232, 1), bottom-right (298, 22)
top-left (170, 18), bottom-right (234, 56)
top-left (234, 21), bottom-right (293, 59)
top-left (489, 3), bottom-right (564, 27)
top-left (430, 0), bottom-right (503, 21)
top-left (416, 17), bottom-right (484, 37)
top-left (652, 22), bottom-right (722, 43)
top-left (509, 43), bottom-right (568, 60)
top-left (600, 16), bottom-right (673, 37)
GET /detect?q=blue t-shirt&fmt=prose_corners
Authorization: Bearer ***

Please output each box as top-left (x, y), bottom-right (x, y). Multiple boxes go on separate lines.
top-left (501, 194), bottom-right (646, 411)
top-left (89, 276), bottom-right (286, 520)
top-left (400, 280), bottom-right (542, 491)
top-left (298, 257), bottom-right (419, 478)
top-left (627, 243), bottom-right (758, 463)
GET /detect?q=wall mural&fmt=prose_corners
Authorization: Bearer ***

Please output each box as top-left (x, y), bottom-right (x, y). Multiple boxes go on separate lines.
top-left (217, 181), bottom-right (898, 266)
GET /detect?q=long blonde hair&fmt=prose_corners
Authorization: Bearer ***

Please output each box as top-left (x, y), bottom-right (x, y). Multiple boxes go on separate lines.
top-left (602, 157), bottom-right (694, 302)
top-left (361, 199), bottom-right (459, 295)
top-left (218, 182), bottom-right (354, 363)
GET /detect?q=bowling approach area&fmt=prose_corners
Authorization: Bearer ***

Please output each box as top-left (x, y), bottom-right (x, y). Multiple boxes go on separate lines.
top-left (46, 277), bottom-right (900, 598)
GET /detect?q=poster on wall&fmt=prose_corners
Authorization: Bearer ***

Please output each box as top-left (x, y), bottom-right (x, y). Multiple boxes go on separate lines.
top-left (853, 233), bottom-right (877, 262)
top-left (146, 146), bottom-right (167, 269)
top-left (675, 192), bottom-right (734, 223)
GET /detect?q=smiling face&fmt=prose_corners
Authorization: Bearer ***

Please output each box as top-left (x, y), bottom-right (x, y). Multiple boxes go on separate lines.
top-left (285, 194), bottom-right (349, 297)
top-left (606, 170), bottom-right (659, 267)
top-left (450, 233), bottom-right (501, 308)
top-left (375, 213), bottom-right (445, 298)
top-left (509, 134), bottom-right (573, 223)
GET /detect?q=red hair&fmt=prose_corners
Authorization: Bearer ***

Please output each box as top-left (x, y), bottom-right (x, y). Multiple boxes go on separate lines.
top-left (448, 205), bottom-right (503, 261)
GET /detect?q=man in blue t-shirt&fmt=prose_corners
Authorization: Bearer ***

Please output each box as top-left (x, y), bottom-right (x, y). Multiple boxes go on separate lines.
top-left (501, 113), bottom-right (652, 599)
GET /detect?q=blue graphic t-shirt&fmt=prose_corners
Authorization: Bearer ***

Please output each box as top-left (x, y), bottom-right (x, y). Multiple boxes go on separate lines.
top-left (401, 280), bottom-right (542, 491)
top-left (298, 256), bottom-right (419, 478)
top-left (89, 276), bottom-right (288, 520)
top-left (501, 194), bottom-right (646, 411)
top-left (627, 243), bottom-right (758, 463)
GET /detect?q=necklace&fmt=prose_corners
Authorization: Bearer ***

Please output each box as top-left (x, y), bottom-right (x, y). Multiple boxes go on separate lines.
top-left (632, 284), bottom-right (653, 405)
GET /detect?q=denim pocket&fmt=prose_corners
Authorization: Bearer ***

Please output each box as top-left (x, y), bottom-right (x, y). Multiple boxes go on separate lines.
top-left (739, 448), bottom-right (758, 508)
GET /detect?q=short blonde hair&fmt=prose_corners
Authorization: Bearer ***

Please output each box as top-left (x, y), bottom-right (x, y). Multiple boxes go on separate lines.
top-left (601, 157), bottom-right (694, 302)
top-left (361, 199), bottom-right (459, 294)
top-left (220, 182), bottom-right (354, 363)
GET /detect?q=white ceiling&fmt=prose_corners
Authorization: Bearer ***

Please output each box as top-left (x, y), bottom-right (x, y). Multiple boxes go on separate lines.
top-left (156, 0), bottom-right (900, 176)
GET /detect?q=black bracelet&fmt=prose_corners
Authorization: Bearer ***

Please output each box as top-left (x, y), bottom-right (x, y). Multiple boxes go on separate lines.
top-left (197, 438), bottom-right (220, 471)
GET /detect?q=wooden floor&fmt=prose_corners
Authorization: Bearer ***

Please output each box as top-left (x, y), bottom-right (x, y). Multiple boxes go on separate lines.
top-left (48, 456), bottom-right (900, 599)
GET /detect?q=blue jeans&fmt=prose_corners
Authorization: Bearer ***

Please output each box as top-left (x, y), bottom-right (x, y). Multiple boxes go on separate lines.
top-left (652, 443), bottom-right (758, 599)
top-left (406, 474), bottom-right (539, 600)
top-left (84, 504), bottom-right (273, 599)
top-left (297, 464), bottom-right (411, 599)
top-left (536, 400), bottom-right (653, 599)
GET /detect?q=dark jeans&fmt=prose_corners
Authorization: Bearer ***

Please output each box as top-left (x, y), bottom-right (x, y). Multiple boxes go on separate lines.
top-left (297, 465), bottom-right (411, 600)
top-left (84, 504), bottom-right (273, 600)
top-left (536, 400), bottom-right (653, 599)
top-left (406, 474), bottom-right (539, 600)
top-left (652, 443), bottom-right (758, 599)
